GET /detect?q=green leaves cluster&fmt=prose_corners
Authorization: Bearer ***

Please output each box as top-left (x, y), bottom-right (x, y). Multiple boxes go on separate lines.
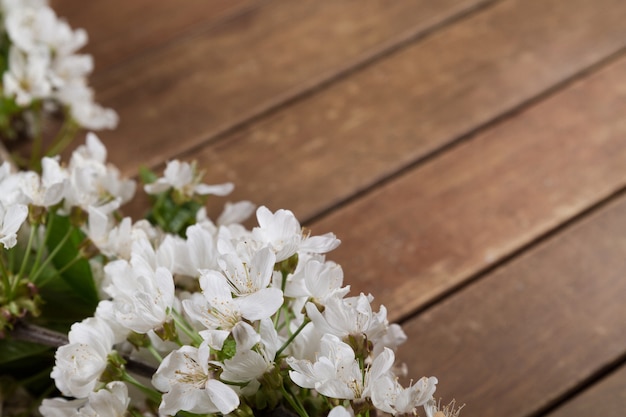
top-left (140, 166), bottom-right (205, 237)
top-left (0, 207), bottom-right (99, 402)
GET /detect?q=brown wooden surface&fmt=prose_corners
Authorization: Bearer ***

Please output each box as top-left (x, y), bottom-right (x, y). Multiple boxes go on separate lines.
top-left (546, 365), bottom-right (626, 417)
top-left (86, 0), bottom-right (497, 171)
top-left (398, 195), bottom-right (626, 417)
top-left (30, 0), bottom-right (626, 415)
top-left (194, 0), bottom-right (626, 223)
top-left (313, 55), bottom-right (626, 321)
top-left (51, 0), bottom-right (262, 71)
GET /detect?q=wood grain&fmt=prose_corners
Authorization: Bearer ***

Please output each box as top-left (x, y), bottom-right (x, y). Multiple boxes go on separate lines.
top-left (546, 365), bottom-right (626, 417)
top-left (397, 195), bottom-right (626, 417)
top-left (50, 0), bottom-right (261, 71)
top-left (188, 0), bottom-right (626, 224)
top-left (310, 54), bottom-right (626, 322)
top-left (89, 0), bottom-right (496, 171)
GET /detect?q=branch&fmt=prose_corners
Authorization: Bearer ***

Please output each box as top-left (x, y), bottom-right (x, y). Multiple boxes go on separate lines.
top-left (10, 322), bottom-right (158, 379)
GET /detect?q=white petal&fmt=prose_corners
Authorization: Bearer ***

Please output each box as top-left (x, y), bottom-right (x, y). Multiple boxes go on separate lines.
top-left (238, 288), bottom-right (283, 321)
top-left (206, 379), bottom-right (240, 414)
top-left (194, 182), bottom-right (234, 196)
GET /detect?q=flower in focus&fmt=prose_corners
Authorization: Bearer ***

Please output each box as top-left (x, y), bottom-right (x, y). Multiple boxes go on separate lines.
top-left (369, 375), bottom-right (438, 415)
top-left (103, 253), bottom-right (176, 334)
top-left (50, 317), bottom-right (114, 398)
top-left (287, 333), bottom-right (394, 401)
top-left (424, 399), bottom-right (465, 417)
top-left (253, 205), bottom-right (340, 261)
top-left (152, 344), bottom-right (240, 416)
top-left (40, 381), bottom-right (130, 417)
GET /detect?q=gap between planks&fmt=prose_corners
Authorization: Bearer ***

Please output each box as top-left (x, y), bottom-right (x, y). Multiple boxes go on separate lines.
top-left (308, 49), bottom-right (626, 321)
top-left (91, 0), bottom-right (504, 172)
top-left (542, 361), bottom-right (626, 417)
top-left (396, 193), bottom-right (626, 416)
top-left (147, 0), bottom-right (504, 166)
top-left (178, 0), bottom-right (626, 225)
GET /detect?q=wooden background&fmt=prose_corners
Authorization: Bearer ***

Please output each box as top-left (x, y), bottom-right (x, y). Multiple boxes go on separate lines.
top-left (51, 1), bottom-right (626, 415)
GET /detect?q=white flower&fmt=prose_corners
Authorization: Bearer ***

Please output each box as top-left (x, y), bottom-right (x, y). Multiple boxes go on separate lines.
top-left (50, 53), bottom-right (93, 88)
top-left (58, 82), bottom-right (118, 130)
top-left (86, 207), bottom-right (131, 258)
top-left (218, 246), bottom-right (277, 296)
top-left (40, 381), bottom-right (129, 417)
top-left (174, 223), bottom-right (220, 277)
top-left (328, 405), bottom-right (354, 417)
top-left (424, 399), bottom-right (465, 417)
top-left (369, 375), bottom-right (438, 415)
top-left (305, 293), bottom-right (388, 343)
top-left (284, 257), bottom-right (349, 304)
top-left (5, 5), bottom-right (86, 54)
top-left (144, 159), bottom-right (233, 197)
top-left (39, 396), bottom-right (84, 417)
top-left (50, 317), bottom-right (114, 398)
top-left (0, 202), bottom-right (28, 249)
top-left (287, 334), bottom-right (394, 400)
top-left (218, 319), bottom-right (281, 394)
top-left (103, 255), bottom-right (175, 334)
top-left (3, 45), bottom-right (51, 105)
top-left (216, 200), bottom-right (256, 226)
top-left (152, 344), bottom-right (240, 415)
top-left (253, 206), bottom-right (340, 261)
top-left (64, 133), bottom-right (135, 211)
top-left (183, 268), bottom-right (281, 350)
top-left (13, 158), bottom-right (67, 207)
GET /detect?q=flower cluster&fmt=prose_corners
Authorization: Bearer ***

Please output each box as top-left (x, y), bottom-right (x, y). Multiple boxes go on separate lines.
top-left (0, 0), bottom-right (116, 168)
top-left (0, 2), bottom-right (461, 417)
top-left (0, 134), bottom-right (460, 417)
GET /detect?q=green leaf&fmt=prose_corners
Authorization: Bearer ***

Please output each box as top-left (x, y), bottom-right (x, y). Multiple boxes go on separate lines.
top-left (0, 339), bottom-right (50, 365)
top-left (36, 277), bottom-right (96, 332)
top-left (139, 165), bottom-right (158, 185)
top-left (45, 212), bottom-right (98, 307)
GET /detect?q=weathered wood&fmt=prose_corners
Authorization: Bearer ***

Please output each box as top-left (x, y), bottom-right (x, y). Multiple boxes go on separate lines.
top-left (397, 196), bottom-right (626, 417)
top-left (51, 0), bottom-right (260, 71)
top-left (308, 54), bottom-right (626, 322)
top-left (545, 365), bottom-right (626, 417)
top-left (89, 0), bottom-right (497, 171)
top-left (188, 0), bottom-right (626, 224)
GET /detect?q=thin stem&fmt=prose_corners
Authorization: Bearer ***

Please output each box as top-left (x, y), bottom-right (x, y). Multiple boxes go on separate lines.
top-left (45, 113), bottom-right (79, 157)
top-left (274, 271), bottom-right (289, 329)
top-left (16, 221), bottom-right (36, 281)
top-left (121, 371), bottom-right (162, 404)
top-left (280, 384), bottom-right (309, 417)
top-left (8, 243), bottom-right (15, 272)
top-left (29, 225), bottom-right (73, 284)
top-left (147, 343), bottom-right (163, 362)
top-left (1, 258), bottom-right (13, 298)
top-left (37, 252), bottom-right (84, 288)
top-left (170, 309), bottom-right (203, 346)
top-left (275, 318), bottom-right (310, 358)
top-left (31, 212), bottom-right (55, 277)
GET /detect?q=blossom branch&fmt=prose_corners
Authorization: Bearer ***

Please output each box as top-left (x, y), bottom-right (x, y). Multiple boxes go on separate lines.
top-left (10, 322), bottom-right (158, 378)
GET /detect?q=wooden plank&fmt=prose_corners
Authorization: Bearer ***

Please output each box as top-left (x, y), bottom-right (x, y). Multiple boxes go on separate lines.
top-left (546, 366), bottom-right (626, 417)
top-left (91, 0), bottom-right (497, 171)
top-left (190, 0), bottom-right (626, 224)
top-left (397, 195), bottom-right (626, 417)
top-left (51, 0), bottom-right (261, 71)
top-left (308, 54), bottom-right (626, 322)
